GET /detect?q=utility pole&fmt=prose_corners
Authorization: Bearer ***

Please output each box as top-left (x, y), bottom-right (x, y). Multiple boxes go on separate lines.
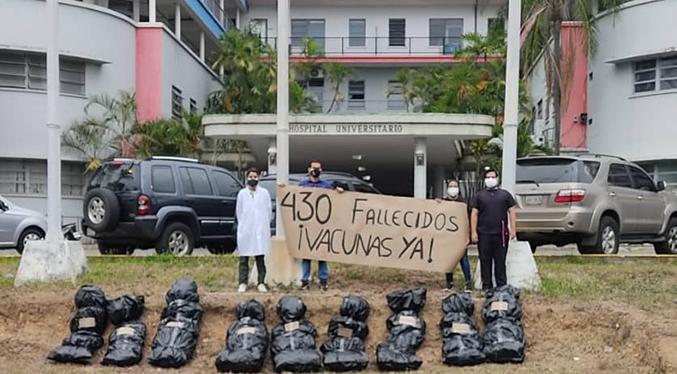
top-left (275, 0), bottom-right (290, 237)
top-left (46, 0), bottom-right (63, 242)
top-left (501, 0), bottom-right (522, 195)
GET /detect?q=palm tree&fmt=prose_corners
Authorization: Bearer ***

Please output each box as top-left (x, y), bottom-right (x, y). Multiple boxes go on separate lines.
top-left (62, 90), bottom-right (137, 171)
top-left (324, 62), bottom-right (354, 112)
top-left (520, 0), bottom-right (625, 154)
top-left (454, 29), bottom-right (506, 63)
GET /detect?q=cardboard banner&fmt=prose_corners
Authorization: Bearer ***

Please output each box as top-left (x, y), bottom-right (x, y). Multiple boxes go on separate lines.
top-left (277, 185), bottom-right (469, 273)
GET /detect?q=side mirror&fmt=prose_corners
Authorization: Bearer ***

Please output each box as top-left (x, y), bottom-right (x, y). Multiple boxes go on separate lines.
top-left (657, 181), bottom-right (667, 191)
top-left (0, 201), bottom-right (7, 211)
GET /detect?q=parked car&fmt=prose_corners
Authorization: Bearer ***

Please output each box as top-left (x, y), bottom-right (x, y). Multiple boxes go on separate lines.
top-left (515, 154), bottom-right (677, 255)
top-left (259, 172), bottom-right (381, 235)
top-left (0, 195), bottom-right (48, 254)
top-left (81, 157), bottom-right (243, 255)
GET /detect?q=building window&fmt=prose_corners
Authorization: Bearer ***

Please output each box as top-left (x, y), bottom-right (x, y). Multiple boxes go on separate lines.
top-left (190, 98), bottom-right (197, 114)
top-left (349, 19), bottom-right (366, 47)
top-left (291, 19), bottom-right (325, 49)
top-left (389, 19), bottom-right (406, 47)
top-left (387, 80), bottom-right (405, 109)
top-left (0, 160), bottom-right (84, 196)
top-left (0, 50), bottom-right (85, 95)
top-left (250, 19), bottom-right (268, 41)
top-left (429, 18), bottom-right (464, 48)
top-left (348, 80), bottom-right (365, 109)
top-left (634, 57), bottom-right (677, 93)
top-left (171, 86), bottom-right (183, 120)
top-left (487, 18), bottom-right (504, 33)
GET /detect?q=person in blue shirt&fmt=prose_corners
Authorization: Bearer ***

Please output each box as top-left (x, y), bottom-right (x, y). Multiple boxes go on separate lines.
top-left (297, 160), bottom-right (344, 291)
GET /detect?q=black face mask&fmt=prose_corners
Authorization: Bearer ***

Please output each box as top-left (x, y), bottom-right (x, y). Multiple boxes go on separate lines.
top-left (247, 179), bottom-right (258, 187)
top-left (310, 168), bottom-right (321, 178)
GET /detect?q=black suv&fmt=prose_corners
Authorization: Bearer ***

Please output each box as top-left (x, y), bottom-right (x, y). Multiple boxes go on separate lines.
top-left (259, 172), bottom-right (381, 235)
top-left (82, 157), bottom-right (243, 255)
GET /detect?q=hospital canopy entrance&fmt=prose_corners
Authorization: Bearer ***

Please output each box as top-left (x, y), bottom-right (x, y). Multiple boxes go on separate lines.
top-left (203, 113), bottom-right (493, 197)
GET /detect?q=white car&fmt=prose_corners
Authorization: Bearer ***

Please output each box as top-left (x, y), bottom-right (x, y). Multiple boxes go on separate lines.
top-left (0, 195), bottom-right (47, 254)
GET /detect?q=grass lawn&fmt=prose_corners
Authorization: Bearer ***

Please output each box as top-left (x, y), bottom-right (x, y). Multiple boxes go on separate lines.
top-left (1, 255), bottom-right (674, 307)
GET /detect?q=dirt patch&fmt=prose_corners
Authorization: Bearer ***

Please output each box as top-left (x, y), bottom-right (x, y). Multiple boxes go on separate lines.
top-left (0, 288), bottom-right (675, 374)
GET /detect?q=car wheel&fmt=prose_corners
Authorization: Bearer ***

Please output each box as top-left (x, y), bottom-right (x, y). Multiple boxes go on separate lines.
top-left (97, 241), bottom-right (133, 255)
top-left (654, 218), bottom-right (677, 255)
top-left (17, 228), bottom-right (45, 254)
top-left (206, 240), bottom-right (237, 254)
top-left (83, 188), bottom-right (120, 232)
top-left (578, 216), bottom-right (619, 255)
top-left (157, 223), bottom-right (194, 256)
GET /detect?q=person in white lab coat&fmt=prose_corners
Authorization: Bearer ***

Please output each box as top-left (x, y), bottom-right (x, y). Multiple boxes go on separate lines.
top-left (236, 168), bottom-right (272, 293)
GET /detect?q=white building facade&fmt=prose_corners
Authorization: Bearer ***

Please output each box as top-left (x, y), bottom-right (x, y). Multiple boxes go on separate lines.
top-left (587, 0), bottom-right (677, 187)
top-left (0, 0), bottom-right (239, 221)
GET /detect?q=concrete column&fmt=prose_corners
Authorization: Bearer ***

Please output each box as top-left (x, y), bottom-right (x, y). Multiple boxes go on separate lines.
top-left (275, 0), bottom-right (290, 237)
top-left (433, 164), bottom-right (445, 198)
top-left (500, 0), bottom-right (522, 195)
top-left (267, 138), bottom-right (278, 175)
top-left (199, 31), bottom-right (205, 62)
top-left (414, 138), bottom-right (427, 199)
top-left (132, 0), bottom-right (140, 22)
top-left (149, 0), bottom-right (156, 23)
top-left (219, 0), bottom-right (225, 26)
top-left (174, 3), bottom-right (181, 38)
top-left (236, 8), bottom-right (241, 29)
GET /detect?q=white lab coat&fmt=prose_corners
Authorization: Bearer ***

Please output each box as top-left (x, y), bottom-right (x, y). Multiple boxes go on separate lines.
top-left (236, 186), bottom-right (272, 256)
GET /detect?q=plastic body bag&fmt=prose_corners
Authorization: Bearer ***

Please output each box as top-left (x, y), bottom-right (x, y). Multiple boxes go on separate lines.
top-left (377, 288), bottom-right (427, 371)
top-left (215, 300), bottom-right (269, 373)
top-left (271, 296), bottom-right (321, 372)
top-left (322, 295), bottom-right (371, 372)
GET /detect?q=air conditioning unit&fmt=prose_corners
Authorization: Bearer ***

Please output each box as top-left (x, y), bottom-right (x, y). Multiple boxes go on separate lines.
top-left (531, 134), bottom-right (545, 146)
top-left (310, 68), bottom-right (324, 79)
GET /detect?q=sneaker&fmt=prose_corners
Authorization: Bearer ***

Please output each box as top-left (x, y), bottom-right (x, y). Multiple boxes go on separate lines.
top-left (238, 284), bottom-right (247, 293)
top-left (257, 283), bottom-right (268, 293)
top-left (320, 280), bottom-right (328, 291)
top-left (300, 280), bottom-right (310, 291)
top-left (464, 282), bottom-right (473, 293)
top-left (443, 284), bottom-right (454, 293)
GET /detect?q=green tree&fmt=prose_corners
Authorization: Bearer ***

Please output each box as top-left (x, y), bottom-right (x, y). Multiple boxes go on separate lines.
top-left (131, 111), bottom-right (206, 159)
top-left (324, 62), bottom-right (354, 112)
top-left (520, 0), bottom-right (625, 154)
top-left (62, 90), bottom-right (137, 171)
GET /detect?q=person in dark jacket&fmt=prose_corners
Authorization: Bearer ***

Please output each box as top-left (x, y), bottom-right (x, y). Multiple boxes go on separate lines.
top-left (436, 179), bottom-right (472, 292)
top-left (471, 169), bottom-right (516, 292)
top-left (296, 160), bottom-right (344, 291)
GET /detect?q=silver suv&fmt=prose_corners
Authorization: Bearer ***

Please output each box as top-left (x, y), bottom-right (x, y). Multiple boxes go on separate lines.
top-left (515, 154), bottom-right (677, 255)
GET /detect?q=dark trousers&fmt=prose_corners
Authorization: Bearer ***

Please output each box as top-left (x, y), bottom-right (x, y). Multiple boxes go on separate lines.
top-left (478, 234), bottom-right (509, 290)
top-left (239, 255), bottom-right (266, 285)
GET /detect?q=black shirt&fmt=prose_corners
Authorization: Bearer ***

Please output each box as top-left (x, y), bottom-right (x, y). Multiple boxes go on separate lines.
top-left (471, 188), bottom-right (516, 235)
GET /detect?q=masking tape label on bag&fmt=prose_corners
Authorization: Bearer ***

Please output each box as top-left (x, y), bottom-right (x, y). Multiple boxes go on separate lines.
top-left (337, 327), bottom-right (353, 338)
top-left (166, 321), bottom-right (184, 328)
top-left (491, 301), bottom-right (509, 311)
top-left (237, 327), bottom-right (257, 335)
top-left (78, 317), bottom-right (96, 329)
top-left (451, 323), bottom-right (471, 334)
top-left (116, 327), bottom-right (136, 335)
top-left (398, 315), bottom-right (418, 327)
top-left (284, 321), bottom-right (300, 332)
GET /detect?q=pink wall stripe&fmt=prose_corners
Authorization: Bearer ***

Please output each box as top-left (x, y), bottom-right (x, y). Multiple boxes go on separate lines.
top-left (560, 23), bottom-right (588, 149)
top-left (136, 27), bottom-right (163, 123)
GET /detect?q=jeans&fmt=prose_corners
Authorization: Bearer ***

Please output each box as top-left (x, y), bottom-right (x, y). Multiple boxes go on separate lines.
top-left (239, 255), bottom-right (266, 285)
top-left (478, 234), bottom-right (509, 290)
top-left (445, 250), bottom-right (471, 287)
top-left (302, 260), bottom-right (328, 282)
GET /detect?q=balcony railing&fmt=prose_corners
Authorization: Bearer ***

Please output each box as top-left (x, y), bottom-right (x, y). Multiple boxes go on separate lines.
top-left (261, 37), bottom-right (463, 57)
top-left (199, 0), bottom-right (235, 29)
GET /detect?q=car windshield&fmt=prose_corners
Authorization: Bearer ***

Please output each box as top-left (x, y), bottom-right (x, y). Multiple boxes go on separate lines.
top-left (89, 163), bottom-right (140, 192)
top-left (517, 159), bottom-right (600, 184)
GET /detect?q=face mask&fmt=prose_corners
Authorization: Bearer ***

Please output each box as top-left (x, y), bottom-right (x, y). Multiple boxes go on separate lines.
top-left (310, 168), bottom-right (321, 178)
top-left (485, 177), bottom-right (499, 189)
top-left (447, 187), bottom-right (459, 197)
top-left (247, 178), bottom-right (258, 187)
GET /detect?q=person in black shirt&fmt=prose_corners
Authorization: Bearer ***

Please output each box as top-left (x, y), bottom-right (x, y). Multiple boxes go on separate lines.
top-left (436, 179), bottom-right (472, 292)
top-left (471, 169), bottom-right (516, 291)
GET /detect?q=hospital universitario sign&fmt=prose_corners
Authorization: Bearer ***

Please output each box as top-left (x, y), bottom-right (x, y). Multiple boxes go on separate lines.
top-left (290, 124), bottom-right (404, 134)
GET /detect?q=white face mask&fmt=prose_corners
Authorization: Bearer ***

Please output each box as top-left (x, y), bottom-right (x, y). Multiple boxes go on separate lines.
top-left (485, 177), bottom-right (499, 189)
top-left (447, 187), bottom-right (459, 197)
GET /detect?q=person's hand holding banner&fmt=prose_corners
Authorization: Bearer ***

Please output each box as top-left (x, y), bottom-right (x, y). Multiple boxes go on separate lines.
top-left (277, 185), bottom-right (469, 273)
